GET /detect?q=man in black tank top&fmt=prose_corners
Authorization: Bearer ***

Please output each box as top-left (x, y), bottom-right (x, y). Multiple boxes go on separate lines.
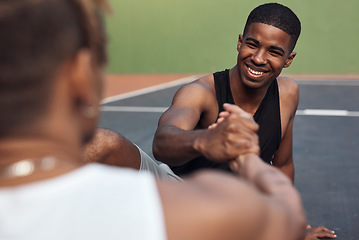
top-left (154, 3), bottom-right (301, 181)
top-left (170, 69), bottom-right (282, 175)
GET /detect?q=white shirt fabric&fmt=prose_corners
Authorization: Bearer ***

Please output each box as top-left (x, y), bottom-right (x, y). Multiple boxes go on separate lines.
top-left (0, 164), bottom-right (167, 240)
top-left (137, 145), bottom-right (182, 182)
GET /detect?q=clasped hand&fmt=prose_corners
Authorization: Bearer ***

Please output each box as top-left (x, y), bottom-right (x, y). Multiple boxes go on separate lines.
top-left (194, 103), bottom-right (260, 163)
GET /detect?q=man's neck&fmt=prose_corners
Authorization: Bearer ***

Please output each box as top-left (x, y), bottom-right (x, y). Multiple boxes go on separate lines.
top-left (0, 137), bottom-right (84, 186)
top-left (229, 66), bottom-right (272, 115)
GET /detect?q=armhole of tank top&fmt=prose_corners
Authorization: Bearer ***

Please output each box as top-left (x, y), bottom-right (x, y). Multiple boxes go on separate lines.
top-left (274, 79), bottom-right (282, 139)
top-left (225, 70), bottom-right (235, 105)
top-left (213, 72), bottom-right (223, 114)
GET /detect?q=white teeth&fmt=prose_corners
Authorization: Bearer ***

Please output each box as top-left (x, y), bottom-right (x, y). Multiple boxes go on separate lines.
top-left (248, 67), bottom-right (264, 75)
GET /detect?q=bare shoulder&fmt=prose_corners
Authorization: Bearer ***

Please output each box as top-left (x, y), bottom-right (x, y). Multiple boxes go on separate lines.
top-left (174, 74), bottom-right (215, 99)
top-left (166, 74), bottom-right (218, 127)
top-left (277, 76), bottom-right (299, 99)
top-left (277, 77), bottom-right (299, 132)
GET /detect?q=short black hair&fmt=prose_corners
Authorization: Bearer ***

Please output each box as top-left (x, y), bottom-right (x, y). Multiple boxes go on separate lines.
top-left (243, 3), bottom-right (301, 52)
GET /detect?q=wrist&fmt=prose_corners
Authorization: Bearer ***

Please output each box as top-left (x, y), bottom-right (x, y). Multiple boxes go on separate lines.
top-left (192, 130), bottom-right (206, 156)
top-left (235, 153), bottom-right (263, 178)
top-left (237, 153), bottom-right (258, 166)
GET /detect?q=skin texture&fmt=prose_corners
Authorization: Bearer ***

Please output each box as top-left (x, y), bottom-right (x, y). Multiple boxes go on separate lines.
top-left (82, 128), bottom-right (141, 169)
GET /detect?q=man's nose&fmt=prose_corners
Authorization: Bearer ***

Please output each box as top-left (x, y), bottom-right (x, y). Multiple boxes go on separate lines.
top-left (251, 49), bottom-right (267, 65)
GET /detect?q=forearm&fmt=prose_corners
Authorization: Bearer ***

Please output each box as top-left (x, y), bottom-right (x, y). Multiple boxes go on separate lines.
top-left (235, 154), bottom-right (304, 218)
top-left (153, 125), bottom-right (205, 165)
top-left (235, 154), bottom-right (306, 239)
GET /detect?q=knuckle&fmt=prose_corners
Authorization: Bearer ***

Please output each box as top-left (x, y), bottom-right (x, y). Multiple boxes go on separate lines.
top-left (226, 113), bottom-right (236, 121)
top-left (253, 134), bottom-right (259, 144)
top-left (226, 122), bottom-right (239, 132)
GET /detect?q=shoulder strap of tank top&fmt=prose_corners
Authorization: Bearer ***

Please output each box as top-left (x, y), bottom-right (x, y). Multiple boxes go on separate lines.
top-left (214, 69), bottom-right (234, 114)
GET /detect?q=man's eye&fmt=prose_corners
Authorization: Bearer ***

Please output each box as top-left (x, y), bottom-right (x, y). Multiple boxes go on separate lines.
top-left (246, 42), bottom-right (256, 48)
top-left (270, 51), bottom-right (282, 56)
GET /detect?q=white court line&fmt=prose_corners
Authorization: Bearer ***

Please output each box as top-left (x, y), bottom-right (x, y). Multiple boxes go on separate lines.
top-left (295, 80), bottom-right (359, 86)
top-left (101, 75), bottom-right (199, 104)
top-left (101, 106), bottom-right (168, 113)
top-left (101, 75), bottom-right (358, 104)
top-left (101, 106), bottom-right (359, 117)
top-left (296, 109), bottom-right (359, 117)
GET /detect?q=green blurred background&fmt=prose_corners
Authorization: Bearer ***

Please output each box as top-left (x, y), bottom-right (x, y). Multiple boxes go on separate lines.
top-left (105, 0), bottom-right (359, 74)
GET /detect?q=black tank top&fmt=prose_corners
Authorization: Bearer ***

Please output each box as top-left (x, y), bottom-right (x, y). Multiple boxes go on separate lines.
top-left (171, 69), bottom-right (282, 176)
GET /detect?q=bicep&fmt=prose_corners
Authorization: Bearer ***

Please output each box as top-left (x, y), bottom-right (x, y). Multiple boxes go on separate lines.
top-left (158, 106), bottom-right (202, 131)
top-left (275, 78), bottom-right (299, 181)
top-left (273, 116), bottom-right (294, 181)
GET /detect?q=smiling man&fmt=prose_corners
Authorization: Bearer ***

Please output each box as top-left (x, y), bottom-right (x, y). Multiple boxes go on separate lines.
top-left (153, 3), bottom-right (300, 180)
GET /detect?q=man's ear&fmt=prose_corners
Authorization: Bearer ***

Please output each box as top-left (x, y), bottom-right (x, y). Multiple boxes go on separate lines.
top-left (284, 52), bottom-right (296, 68)
top-left (68, 49), bottom-right (100, 109)
top-left (66, 49), bottom-right (102, 143)
top-left (237, 34), bottom-right (243, 52)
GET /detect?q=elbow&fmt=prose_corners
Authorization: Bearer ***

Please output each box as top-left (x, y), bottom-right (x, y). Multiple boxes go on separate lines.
top-left (283, 196), bottom-right (307, 240)
top-left (293, 206), bottom-right (307, 240)
top-left (288, 212), bottom-right (307, 240)
top-left (290, 191), bottom-right (307, 240)
top-left (272, 207), bottom-right (307, 240)
top-left (265, 190), bottom-right (307, 240)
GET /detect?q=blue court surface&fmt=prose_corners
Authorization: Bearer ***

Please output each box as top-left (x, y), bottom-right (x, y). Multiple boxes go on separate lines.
top-left (99, 76), bottom-right (359, 240)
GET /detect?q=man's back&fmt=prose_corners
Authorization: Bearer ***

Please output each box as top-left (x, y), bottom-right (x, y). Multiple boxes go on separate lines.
top-left (0, 164), bottom-right (166, 240)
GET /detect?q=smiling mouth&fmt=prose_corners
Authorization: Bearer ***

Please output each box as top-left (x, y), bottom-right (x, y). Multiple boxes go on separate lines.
top-left (248, 67), bottom-right (264, 76)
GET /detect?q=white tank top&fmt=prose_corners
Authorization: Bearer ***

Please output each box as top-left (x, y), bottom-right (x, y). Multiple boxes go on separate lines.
top-left (0, 164), bottom-right (167, 240)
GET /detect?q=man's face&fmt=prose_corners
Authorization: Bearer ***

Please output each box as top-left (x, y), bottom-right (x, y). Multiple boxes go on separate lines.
top-left (237, 22), bottom-right (296, 89)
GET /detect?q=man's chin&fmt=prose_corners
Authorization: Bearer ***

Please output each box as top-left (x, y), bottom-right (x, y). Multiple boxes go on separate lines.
top-left (242, 77), bottom-right (267, 89)
top-left (242, 74), bottom-right (277, 89)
